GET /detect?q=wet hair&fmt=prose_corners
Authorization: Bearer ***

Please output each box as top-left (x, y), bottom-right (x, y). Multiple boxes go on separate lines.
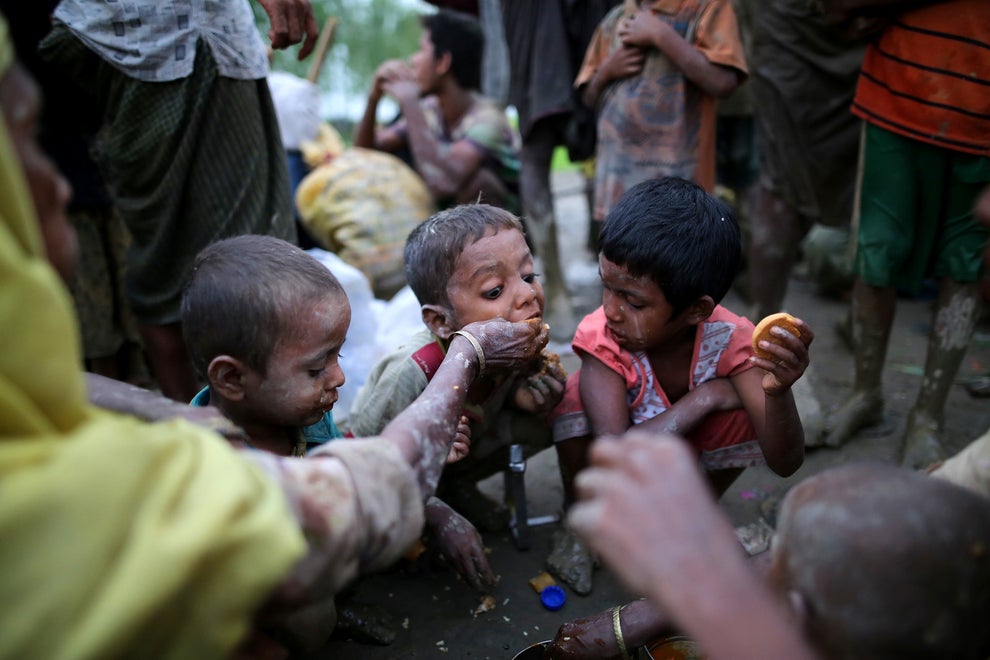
top-left (181, 235), bottom-right (346, 377)
top-left (421, 9), bottom-right (484, 91)
top-left (404, 203), bottom-right (524, 307)
top-left (599, 177), bottom-right (741, 316)
top-left (773, 462), bottom-right (990, 659)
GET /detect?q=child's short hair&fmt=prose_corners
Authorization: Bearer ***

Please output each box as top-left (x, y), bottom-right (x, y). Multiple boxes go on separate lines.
top-left (600, 177), bottom-right (741, 315)
top-left (404, 203), bottom-right (524, 308)
top-left (181, 235), bottom-right (345, 377)
top-left (421, 9), bottom-right (484, 91)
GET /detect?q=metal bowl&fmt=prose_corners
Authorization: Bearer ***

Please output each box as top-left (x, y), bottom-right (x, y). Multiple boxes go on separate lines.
top-left (644, 634), bottom-right (706, 659)
top-left (511, 639), bottom-right (552, 660)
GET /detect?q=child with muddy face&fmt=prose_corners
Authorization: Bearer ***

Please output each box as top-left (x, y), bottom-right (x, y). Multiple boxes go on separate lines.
top-left (181, 234), bottom-right (353, 457)
top-left (347, 203), bottom-right (567, 594)
top-left (548, 176), bottom-right (814, 595)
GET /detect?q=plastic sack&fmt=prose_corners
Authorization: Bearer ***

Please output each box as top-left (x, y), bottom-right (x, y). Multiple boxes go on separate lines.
top-left (296, 148), bottom-right (436, 300)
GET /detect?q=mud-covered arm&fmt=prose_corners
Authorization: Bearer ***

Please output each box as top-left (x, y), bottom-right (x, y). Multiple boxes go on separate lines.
top-left (424, 496), bottom-right (495, 591)
top-left (581, 354), bottom-right (741, 439)
top-left (637, 378), bottom-right (743, 437)
top-left (378, 318), bottom-right (549, 498)
top-left (546, 598), bottom-right (675, 659)
top-left (84, 372), bottom-right (247, 441)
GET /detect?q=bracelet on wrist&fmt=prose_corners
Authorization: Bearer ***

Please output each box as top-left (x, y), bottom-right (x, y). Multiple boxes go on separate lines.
top-left (451, 330), bottom-right (485, 374)
top-left (612, 604), bottom-right (631, 660)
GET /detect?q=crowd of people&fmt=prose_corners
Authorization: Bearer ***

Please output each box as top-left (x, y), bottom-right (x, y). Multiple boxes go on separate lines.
top-left (0, 0), bottom-right (987, 658)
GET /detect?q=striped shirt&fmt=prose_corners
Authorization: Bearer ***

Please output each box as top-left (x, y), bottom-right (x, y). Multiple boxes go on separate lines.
top-left (851, 0), bottom-right (990, 156)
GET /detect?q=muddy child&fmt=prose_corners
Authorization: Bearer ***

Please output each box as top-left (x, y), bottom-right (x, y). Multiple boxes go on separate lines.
top-left (180, 234), bottom-right (352, 457)
top-left (347, 203), bottom-right (569, 591)
top-left (575, 0), bottom-right (747, 241)
top-left (550, 176), bottom-right (813, 593)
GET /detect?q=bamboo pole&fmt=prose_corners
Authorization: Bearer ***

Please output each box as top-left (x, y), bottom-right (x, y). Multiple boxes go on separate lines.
top-left (306, 16), bottom-right (339, 84)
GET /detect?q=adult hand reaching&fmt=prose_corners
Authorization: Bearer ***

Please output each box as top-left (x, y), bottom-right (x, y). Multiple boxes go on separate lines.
top-left (456, 318), bottom-right (550, 373)
top-left (567, 431), bottom-right (815, 660)
top-left (255, 0), bottom-right (319, 59)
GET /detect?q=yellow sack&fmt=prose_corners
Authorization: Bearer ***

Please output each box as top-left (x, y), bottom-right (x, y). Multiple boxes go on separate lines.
top-left (296, 147), bottom-right (435, 300)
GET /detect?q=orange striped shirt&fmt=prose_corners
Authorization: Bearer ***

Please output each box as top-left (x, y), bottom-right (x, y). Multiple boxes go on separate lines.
top-left (851, 0), bottom-right (990, 156)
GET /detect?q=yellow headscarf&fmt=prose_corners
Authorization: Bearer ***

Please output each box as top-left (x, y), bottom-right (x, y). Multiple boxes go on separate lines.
top-left (0, 15), bottom-right (305, 658)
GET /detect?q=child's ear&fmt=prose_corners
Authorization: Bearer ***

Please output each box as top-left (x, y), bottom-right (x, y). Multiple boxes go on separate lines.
top-left (422, 304), bottom-right (455, 340)
top-left (684, 295), bottom-right (716, 324)
top-left (207, 355), bottom-right (249, 402)
top-left (435, 51), bottom-right (453, 78)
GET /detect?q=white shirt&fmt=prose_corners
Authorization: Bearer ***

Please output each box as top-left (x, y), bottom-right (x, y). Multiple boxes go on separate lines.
top-left (54, 0), bottom-right (269, 82)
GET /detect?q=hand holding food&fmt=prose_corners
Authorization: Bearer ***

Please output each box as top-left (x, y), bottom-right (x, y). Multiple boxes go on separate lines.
top-left (750, 312), bottom-right (814, 394)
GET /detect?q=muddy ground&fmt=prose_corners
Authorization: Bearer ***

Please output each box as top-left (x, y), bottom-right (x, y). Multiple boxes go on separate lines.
top-left (309, 169), bottom-right (990, 660)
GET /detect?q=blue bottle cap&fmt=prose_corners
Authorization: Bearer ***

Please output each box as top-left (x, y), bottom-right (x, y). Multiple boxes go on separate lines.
top-left (540, 585), bottom-right (566, 611)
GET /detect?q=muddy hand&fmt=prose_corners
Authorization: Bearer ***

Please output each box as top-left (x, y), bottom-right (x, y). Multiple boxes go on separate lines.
top-left (461, 318), bottom-right (550, 372)
top-left (427, 501), bottom-right (496, 591)
top-left (514, 369), bottom-right (566, 413)
top-left (749, 317), bottom-right (814, 396)
top-left (544, 609), bottom-right (618, 659)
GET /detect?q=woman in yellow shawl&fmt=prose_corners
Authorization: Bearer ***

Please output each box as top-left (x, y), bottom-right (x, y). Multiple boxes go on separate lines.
top-left (0, 15), bottom-right (549, 656)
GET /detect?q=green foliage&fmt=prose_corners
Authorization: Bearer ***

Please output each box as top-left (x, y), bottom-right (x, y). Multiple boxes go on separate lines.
top-left (254, 0), bottom-right (425, 101)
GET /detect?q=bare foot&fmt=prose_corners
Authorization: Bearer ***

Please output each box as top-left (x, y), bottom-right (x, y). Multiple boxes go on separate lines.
top-left (547, 527), bottom-right (594, 596)
top-left (902, 410), bottom-right (945, 470)
top-left (822, 390), bottom-right (884, 448)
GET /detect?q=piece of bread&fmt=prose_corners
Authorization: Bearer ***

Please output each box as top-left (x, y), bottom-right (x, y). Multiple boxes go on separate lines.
top-left (752, 312), bottom-right (801, 360)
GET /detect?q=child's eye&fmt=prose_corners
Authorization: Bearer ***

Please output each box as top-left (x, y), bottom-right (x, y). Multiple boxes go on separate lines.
top-left (484, 286), bottom-right (503, 300)
top-left (523, 273), bottom-right (541, 284)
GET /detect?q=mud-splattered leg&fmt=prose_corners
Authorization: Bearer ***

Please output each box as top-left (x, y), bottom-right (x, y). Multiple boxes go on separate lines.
top-left (824, 279), bottom-right (894, 446)
top-left (746, 184), bottom-right (809, 321)
top-left (519, 119), bottom-right (576, 341)
top-left (903, 279), bottom-right (981, 468)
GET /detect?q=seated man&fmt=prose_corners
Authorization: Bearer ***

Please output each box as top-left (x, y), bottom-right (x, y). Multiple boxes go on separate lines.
top-left (354, 8), bottom-right (520, 212)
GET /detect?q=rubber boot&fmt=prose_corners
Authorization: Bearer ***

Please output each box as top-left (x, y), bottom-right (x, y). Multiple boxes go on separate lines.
top-left (822, 280), bottom-right (895, 447)
top-left (903, 280), bottom-right (982, 469)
